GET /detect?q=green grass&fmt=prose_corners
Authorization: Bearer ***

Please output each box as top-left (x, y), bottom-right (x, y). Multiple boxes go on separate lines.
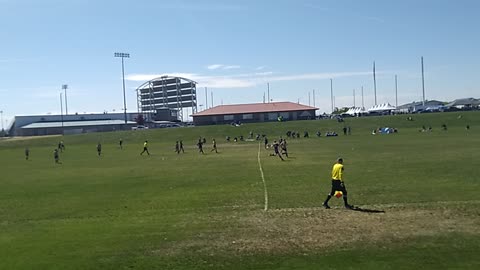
top-left (1, 111), bottom-right (479, 269)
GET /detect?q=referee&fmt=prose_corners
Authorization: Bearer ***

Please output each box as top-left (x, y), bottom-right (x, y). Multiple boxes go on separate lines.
top-left (322, 158), bottom-right (353, 209)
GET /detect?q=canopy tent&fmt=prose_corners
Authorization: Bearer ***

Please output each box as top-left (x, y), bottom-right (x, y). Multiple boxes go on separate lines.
top-left (344, 107), bottom-right (368, 115)
top-left (368, 103), bottom-right (396, 112)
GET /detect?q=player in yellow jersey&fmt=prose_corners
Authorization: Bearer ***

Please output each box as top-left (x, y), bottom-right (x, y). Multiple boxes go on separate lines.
top-left (140, 140), bottom-right (150, 155)
top-left (322, 158), bottom-right (353, 209)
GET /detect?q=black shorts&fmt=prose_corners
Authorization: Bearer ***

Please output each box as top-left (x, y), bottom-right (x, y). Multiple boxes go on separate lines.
top-left (329, 180), bottom-right (347, 196)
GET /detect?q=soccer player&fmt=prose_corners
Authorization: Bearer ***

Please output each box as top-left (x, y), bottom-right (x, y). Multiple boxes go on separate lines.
top-left (179, 140), bottom-right (185, 153)
top-left (271, 141), bottom-right (284, 161)
top-left (197, 138), bottom-right (204, 154)
top-left (280, 139), bottom-right (288, 158)
top-left (97, 142), bottom-right (102, 156)
top-left (211, 139), bottom-right (218, 153)
top-left (322, 158), bottom-right (353, 209)
top-left (175, 141), bottom-right (180, 154)
top-left (119, 138), bottom-right (123, 149)
top-left (59, 140), bottom-right (65, 151)
top-left (25, 147), bottom-right (30, 160)
top-left (264, 137), bottom-right (269, 149)
top-left (54, 148), bottom-right (60, 164)
top-left (140, 140), bottom-right (150, 155)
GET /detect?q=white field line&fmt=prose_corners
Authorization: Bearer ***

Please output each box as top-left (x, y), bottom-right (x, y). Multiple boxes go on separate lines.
top-left (257, 142), bottom-right (269, 211)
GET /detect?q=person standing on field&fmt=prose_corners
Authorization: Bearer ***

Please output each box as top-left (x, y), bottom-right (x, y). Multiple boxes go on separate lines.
top-left (211, 139), bottom-right (218, 153)
top-left (97, 142), bottom-right (102, 156)
top-left (270, 140), bottom-right (284, 161)
top-left (175, 141), bottom-right (180, 154)
top-left (54, 148), bottom-right (60, 164)
top-left (140, 140), bottom-right (150, 155)
top-left (25, 147), bottom-right (30, 160)
top-left (179, 140), bottom-right (185, 153)
top-left (197, 138), bottom-right (204, 154)
top-left (119, 138), bottom-right (123, 149)
top-left (322, 158), bottom-right (353, 209)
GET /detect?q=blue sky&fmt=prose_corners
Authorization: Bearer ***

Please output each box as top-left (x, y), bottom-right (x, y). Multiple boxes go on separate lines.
top-left (1, 0), bottom-right (479, 123)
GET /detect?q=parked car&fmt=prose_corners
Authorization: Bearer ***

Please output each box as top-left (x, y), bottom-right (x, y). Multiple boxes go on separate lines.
top-left (131, 125), bottom-right (149, 130)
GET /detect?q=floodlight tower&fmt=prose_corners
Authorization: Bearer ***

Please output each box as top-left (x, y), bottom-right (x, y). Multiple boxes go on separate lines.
top-left (0, 110), bottom-right (3, 131)
top-left (114, 52), bottom-right (130, 124)
top-left (62, 84), bottom-right (68, 115)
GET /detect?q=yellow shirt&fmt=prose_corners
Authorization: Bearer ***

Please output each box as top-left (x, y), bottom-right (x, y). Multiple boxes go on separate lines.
top-left (331, 163), bottom-right (344, 181)
top-left (143, 142), bottom-right (148, 147)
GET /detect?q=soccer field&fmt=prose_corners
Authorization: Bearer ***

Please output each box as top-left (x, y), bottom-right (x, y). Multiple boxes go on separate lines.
top-left (1, 111), bottom-right (479, 269)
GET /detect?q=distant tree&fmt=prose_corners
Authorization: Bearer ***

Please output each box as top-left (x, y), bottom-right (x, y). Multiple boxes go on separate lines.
top-left (136, 114), bottom-right (145, 125)
top-left (333, 107), bottom-right (349, 114)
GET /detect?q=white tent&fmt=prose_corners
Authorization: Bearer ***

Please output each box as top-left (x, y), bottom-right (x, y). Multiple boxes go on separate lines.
top-left (367, 103), bottom-right (396, 112)
top-left (344, 107), bottom-right (368, 115)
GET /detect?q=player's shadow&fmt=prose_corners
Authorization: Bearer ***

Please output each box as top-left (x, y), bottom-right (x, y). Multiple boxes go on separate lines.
top-left (350, 206), bottom-right (385, 213)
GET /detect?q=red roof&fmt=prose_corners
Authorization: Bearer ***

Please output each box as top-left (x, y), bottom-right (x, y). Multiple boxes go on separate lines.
top-left (192, 102), bottom-right (318, 117)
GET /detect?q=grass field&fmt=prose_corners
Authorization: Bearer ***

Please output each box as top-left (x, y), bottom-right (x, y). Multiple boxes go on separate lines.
top-left (1, 111), bottom-right (479, 269)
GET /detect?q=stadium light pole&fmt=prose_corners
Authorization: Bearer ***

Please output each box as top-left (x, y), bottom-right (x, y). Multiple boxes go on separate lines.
top-left (421, 56), bottom-right (426, 106)
top-left (114, 52), bottom-right (130, 125)
top-left (60, 93), bottom-right (64, 135)
top-left (373, 61), bottom-right (377, 106)
top-left (62, 84), bottom-right (68, 115)
top-left (0, 110), bottom-right (4, 132)
top-left (330, 79), bottom-right (334, 113)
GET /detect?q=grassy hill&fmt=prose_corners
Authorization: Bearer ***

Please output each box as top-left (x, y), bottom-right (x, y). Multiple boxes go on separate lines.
top-left (1, 111), bottom-right (479, 269)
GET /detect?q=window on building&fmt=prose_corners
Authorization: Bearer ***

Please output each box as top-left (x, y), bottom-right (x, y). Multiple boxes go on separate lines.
top-left (242, 114), bottom-right (253, 120)
top-left (279, 112), bottom-right (290, 119)
top-left (268, 113), bottom-right (278, 120)
top-left (224, 115), bottom-right (234, 121)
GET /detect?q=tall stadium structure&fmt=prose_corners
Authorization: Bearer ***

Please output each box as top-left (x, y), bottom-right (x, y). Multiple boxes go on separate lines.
top-left (136, 76), bottom-right (197, 121)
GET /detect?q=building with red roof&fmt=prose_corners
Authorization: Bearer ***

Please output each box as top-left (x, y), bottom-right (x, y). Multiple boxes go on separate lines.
top-left (192, 102), bottom-right (318, 125)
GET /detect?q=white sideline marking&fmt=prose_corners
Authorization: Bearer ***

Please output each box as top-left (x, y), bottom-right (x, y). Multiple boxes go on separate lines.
top-left (257, 142), bottom-right (269, 211)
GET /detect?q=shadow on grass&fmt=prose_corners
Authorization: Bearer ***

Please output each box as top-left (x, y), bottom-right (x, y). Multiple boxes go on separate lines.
top-left (350, 206), bottom-right (385, 213)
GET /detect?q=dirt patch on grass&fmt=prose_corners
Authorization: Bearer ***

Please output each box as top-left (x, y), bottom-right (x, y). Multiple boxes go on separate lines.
top-left (150, 203), bottom-right (480, 256)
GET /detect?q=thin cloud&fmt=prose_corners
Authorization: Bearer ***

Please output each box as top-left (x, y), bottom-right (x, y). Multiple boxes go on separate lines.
top-left (255, 66), bottom-right (266, 70)
top-left (269, 71), bottom-right (372, 82)
top-left (223, 65), bottom-right (241, 70)
top-left (206, 64), bottom-right (241, 70)
top-left (207, 64), bottom-right (224, 70)
top-left (126, 70), bottom-right (372, 89)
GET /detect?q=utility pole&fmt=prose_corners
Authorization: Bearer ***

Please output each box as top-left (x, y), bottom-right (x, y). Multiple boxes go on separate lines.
top-left (267, 83), bottom-right (270, 103)
top-left (330, 79), bottom-right (334, 113)
top-left (308, 92), bottom-right (311, 106)
top-left (421, 56), bottom-right (426, 106)
top-left (361, 86), bottom-right (364, 108)
top-left (373, 61), bottom-right (377, 105)
top-left (313, 89), bottom-right (315, 107)
top-left (205, 87), bottom-right (208, 109)
top-left (211, 91), bottom-right (214, 108)
top-left (353, 89), bottom-right (356, 107)
top-left (395, 75), bottom-right (398, 108)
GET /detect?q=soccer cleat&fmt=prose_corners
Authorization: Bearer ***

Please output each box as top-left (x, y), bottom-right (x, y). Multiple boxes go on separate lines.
top-left (345, 204), bottom-right (354, 210)
top-left (322, 203), bottom-right (331, 209)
